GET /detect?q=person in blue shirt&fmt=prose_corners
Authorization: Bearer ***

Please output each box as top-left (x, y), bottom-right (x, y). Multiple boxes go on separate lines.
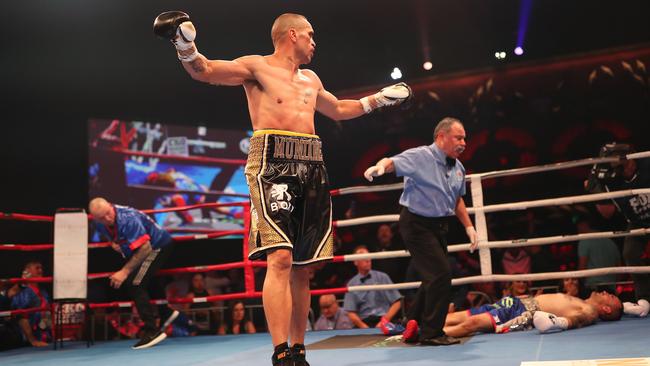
top-left (313, 294), bottom-right (353, 331)
top-left (10, 261), bottom-right (51, 347)
top-left (364, 117), bottom-right (478, 345)
top-left (343, 246), bottom-right (402, 328)
top-left (89, 197), bottom-right (176, 349)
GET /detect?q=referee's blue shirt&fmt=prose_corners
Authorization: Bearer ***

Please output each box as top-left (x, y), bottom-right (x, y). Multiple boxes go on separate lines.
top-left (392, 143), bottom-right (466, 218)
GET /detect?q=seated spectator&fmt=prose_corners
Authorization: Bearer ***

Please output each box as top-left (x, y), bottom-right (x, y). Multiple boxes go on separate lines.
top-left (371, 224), bottom-right (409, 283)
top-left (466, 281), bottom-right (499, 309)
top-left (314, 294), bottom-right (353, 331)
top-left (527, 245), bottom-right (559, 287)
top-left (0, 282), bottom-right (22, 350)
top-left (165, 274), bottom-right (190, 300)
top-left (560, 277), bottom-right (589, 299)
top-left (502, 279), bottom-right (532, 298)
top-left (577, 218), bottom-right (621, 293)
top-left (218, 300), bottom-right (256, 335)
top-left (109, 306), bottom-right (144, 339)
top-left (501, 247), bottom-right (531, 275)
top-left (186, 273), bottom-right (216, 335)
top-left (204, 271), bottom-right (231, 306)
top-left (343, 246), bottom-right (402, 328)
top-left (11, 261), bottom-right (51, 347)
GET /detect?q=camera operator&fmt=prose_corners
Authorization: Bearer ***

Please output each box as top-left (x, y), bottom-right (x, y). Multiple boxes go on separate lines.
top-left (585, 143), bottom-right (650, 317)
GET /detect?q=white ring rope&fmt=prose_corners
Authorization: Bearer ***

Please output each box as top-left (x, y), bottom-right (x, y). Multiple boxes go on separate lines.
top-left (346, 266), bottom-right (650, 292)
top-left (335, 214), bottom-right (399, 227)
top-left (469, 156), bottom-right (618, 180)
top-left (332, 150), bottom-right (650, 197)
top-left (332, 149), bottom-right (650, 288)
top-left (333, 183), bottom-right (404, 196)
top-left (333, 189), bottom-right (650, 228)
top-left (341, 227), bottom-right (650, 263)
top-left (469, 188), bottom-right (650, 214)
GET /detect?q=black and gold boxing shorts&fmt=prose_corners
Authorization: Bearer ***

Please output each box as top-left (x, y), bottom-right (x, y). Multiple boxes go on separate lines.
top-left (245, 130), bottom-right (334, 265)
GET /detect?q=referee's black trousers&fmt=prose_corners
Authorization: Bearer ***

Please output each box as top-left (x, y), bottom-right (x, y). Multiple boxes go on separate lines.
top-left (399, 207), bottom-right (452, 340)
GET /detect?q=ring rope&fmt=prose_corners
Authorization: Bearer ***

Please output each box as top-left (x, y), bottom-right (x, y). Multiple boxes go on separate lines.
top-left (128, 184), bottom-right (250, 198)
top-left (3, 151), bottom-right (650, 319)
top-left (109, 148), bottom-right (247, 165)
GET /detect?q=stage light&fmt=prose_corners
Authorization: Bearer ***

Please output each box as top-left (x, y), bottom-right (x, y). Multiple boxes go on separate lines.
top-left (514, 46), bottom-right (524, 56)
top-left (391, 67), bottom-right (402, 80)
top-left (423, 61), bottom-right (433, 70)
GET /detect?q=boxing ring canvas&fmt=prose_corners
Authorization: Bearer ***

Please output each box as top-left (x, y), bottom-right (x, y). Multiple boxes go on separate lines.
top-left (1, 316), bottom-right (647, 366)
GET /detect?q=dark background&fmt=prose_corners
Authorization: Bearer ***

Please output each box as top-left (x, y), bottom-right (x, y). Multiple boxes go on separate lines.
top-left (2, 0), bottom-right (650, 278)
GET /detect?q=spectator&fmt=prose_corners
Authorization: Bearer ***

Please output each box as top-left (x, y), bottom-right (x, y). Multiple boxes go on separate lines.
top-left (165, 274), bottom-right (190, 300)
top-left (218, 300), bottom-right (256, 335)
top-left (343, 246), bottom-right (402, 328)
top-left (560, 277), bottom-right (589, 299)
top-left (204, 271), bottom-right (231, 299)
top-left (503, 279), bottom-right (532, 298)
top-left (11, 261), bottom-right (51, 347)
top-left (576, 218), bottom-right (621, 293)
top-left (467, 281), bottom-right (499, 309)
top-left (527, 245), bottom-right (559, 287)
top-left (371, 224), bottom-right (408, 283)
top-left (186, 273), bottom-right (216, 335)
top-left (501, 247), bottom-right (531, 275)
top-left (0, 281), bottom-right (22, 350)
top-left (313, 294), bottom-right (353, 331)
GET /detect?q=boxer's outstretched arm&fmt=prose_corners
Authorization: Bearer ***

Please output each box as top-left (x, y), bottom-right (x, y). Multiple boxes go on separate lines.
top-left (154, 11), bottom-right (256, 86)
top-left (315, 88), bottom-right (366, 121)
top-left (313, 70), bottom-right (412, 121)
top-left (182, 55), bottom-right (259, 86)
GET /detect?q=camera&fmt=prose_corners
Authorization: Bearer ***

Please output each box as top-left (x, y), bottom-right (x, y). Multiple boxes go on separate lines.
top-left (585, 143), bottom-right (631, 193)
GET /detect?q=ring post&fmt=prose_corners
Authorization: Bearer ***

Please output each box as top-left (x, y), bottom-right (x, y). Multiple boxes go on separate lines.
top-left (470, 176), bottom-right (492, 275)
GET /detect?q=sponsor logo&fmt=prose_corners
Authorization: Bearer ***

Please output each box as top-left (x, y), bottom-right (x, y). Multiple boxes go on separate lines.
top-left (269, 184), bottom-right (294, 212)
top-left (272, 136), bottom-right (323, 162)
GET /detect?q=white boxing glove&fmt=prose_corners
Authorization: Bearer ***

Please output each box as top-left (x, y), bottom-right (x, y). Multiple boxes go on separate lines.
top-left (623, 299), bottom-right (649, 317)
top-left (360, 82), bottom-right (412, 113)
top-left (465, 226), bottom-right (478, 253)
top-left (363, 165), bottom-right (385, 182)
top-left (173, 22), bottom-right (199, 61)
top-left (153, 11), bottom-right (200, 62)
top-left (533, 311), bottom-right (569, 333)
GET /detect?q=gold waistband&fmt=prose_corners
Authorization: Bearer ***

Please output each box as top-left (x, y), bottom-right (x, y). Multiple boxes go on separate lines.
top-left (253, 129), bottom-right (319, 139)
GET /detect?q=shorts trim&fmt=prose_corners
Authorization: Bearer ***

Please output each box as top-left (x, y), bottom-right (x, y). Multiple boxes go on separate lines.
top-left (293, 256), bottom-right (334, 266)
top-left (248, 243), bottom-right (293, 260)
top-left (256, 134), bottom-right (292, 244)
top-left (309, 196), bottom-right (333, 262)
top-left (253, 129), bottom-right (318, 139)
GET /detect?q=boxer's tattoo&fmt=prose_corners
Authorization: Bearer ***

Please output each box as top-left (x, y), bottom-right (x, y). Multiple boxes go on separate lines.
top-left (178, 45), bottom-right (197, 58)
top-left (190, 59), bottom-right (206, 73)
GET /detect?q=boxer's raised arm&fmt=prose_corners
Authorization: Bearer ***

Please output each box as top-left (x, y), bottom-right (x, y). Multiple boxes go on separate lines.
top-left (154, 11), bottom-right (257, 86)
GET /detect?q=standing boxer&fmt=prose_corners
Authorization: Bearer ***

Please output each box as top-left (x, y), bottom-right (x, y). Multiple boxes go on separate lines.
top-left (154, 12), bottom-right (411, 365)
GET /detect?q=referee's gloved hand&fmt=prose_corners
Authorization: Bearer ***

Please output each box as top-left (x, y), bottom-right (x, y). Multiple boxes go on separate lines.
top-left (364, 165), bottom-right (385, 182)
top-left (465, 226), bottom-right (478, 253)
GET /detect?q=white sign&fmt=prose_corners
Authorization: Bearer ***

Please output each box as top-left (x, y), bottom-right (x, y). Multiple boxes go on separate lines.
top-left (53, 211), bottom-right (88, 300)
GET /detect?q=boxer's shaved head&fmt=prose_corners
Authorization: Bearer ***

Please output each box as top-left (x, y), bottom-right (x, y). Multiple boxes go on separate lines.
top-left (271, 13), bottom-right (310, 47)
